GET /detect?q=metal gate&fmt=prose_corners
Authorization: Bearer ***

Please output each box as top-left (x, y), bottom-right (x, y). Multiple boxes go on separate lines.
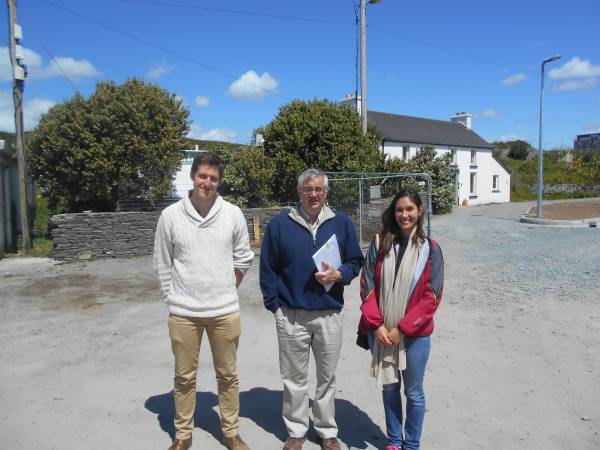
top-left (325, 172), bottom-right (433, 248)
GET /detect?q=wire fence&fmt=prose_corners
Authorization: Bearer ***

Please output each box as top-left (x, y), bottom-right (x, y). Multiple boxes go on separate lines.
top-left (325, 172), bottom-right (433, 248)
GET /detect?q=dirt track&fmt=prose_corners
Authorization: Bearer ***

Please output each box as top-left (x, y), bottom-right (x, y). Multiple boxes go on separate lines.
top-left (527, 199), bottom-right (600, 219)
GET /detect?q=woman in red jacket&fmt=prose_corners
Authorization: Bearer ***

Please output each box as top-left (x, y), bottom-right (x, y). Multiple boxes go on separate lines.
top-left (358, 187), bottom-right (444, 450)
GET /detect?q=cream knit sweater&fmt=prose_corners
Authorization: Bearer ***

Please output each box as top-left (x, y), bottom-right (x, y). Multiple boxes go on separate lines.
top-left (153, 194), bottom-right (254, 318)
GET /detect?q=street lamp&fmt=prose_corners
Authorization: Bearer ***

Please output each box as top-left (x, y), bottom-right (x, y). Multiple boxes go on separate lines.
top-left (360, 0), bottom-right (382, 134)
top-left (537, 54), bottom-right (561, 218)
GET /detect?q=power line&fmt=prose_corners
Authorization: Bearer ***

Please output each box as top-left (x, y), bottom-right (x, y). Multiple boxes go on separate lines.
top-left (369, 25), bottom-right (534, 74)
top-left (118, 0), bottom-right (351, 26)
top-left (39, 0), bottom-right (533, 91)
top-left (117, 0), bottom-right (534, 74)
top-left (38, 0), bottom-right (290, 100)
top-left (20, 13), bottom-right (80, 94)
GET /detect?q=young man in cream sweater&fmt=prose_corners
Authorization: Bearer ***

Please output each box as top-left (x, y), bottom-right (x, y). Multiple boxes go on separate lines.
top-left (154, 152), bottom-right (254, 450)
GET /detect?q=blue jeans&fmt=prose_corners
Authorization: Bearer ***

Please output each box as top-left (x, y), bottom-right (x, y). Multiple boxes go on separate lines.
top-left (368, 332), bottom-right (431, 450)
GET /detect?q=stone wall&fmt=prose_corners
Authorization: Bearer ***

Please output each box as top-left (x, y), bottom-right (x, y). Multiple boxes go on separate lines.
top-left (523, 184), bottom-right (600, 195)
top-left (50, 207), bottom-right (288, 262)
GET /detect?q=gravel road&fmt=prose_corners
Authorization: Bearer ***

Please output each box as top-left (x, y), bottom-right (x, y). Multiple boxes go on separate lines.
top-left (1, 200), bottom-right (598, 450)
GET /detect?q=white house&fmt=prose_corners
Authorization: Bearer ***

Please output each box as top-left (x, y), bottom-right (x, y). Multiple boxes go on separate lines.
top-left (172, 144), bottom-right (206, 198)
top-left (340, 95), bottom-right (511, 206)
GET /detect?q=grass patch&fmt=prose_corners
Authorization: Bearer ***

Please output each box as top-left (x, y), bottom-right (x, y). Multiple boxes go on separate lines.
top-left (32, 237), bottom-right (54, 258)
top-left (511, 187), bottom-right (598, 202)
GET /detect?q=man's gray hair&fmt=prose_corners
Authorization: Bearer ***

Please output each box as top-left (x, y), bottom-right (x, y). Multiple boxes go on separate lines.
top-left (297, 168), bottom-right (329, 191)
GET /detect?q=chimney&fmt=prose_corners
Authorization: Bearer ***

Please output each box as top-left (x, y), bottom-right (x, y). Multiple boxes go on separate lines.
top-left (339, 92), bottom-right (361, 116)
top-left (451, 112), bottom-right (472, 129)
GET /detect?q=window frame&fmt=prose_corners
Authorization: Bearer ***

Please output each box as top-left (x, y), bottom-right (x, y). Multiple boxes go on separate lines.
top-left (469, 172), bottom-right (477, 196)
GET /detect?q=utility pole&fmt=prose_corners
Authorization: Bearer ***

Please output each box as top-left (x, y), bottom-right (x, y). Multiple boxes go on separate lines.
top-left (360, 0), bottom-right (382, 134)
top-left (537, 55), bottom-right (561, 218)
top-left (360, 0), bottom-right (368, 134)
top-left (7, 0), bottom-right (32, 251)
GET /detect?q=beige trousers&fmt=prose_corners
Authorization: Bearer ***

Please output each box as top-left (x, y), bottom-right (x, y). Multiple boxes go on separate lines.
top-left (276, 307), bottom-right (344, 439)
top-left (168, 311), bottom-right (241, 440)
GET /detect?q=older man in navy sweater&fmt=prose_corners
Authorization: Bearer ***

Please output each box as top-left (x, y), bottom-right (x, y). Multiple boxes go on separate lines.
top-left (260, 168), bottom-right (363, 450)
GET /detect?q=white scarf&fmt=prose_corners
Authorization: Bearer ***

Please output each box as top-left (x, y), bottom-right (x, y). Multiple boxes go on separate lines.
top-left (370, 229), bottom-right (421, 385)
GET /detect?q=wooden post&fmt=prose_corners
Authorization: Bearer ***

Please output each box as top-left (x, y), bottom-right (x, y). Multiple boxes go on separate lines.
top-left (253, 214), bottom-right (261, 245)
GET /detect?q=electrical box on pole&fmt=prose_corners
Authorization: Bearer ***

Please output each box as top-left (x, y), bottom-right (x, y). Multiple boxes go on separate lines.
top-left (6, 0), bottom-right (32, 252)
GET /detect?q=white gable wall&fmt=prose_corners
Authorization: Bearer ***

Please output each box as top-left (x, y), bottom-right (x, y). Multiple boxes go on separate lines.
top-left (380, 140), bottom-right (511, 206)
top-left (173, 157), bottom-right (193, 198)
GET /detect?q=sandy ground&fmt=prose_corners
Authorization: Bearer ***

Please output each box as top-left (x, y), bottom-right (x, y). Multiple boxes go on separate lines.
top-left (527, 198), bottom-right (600, 220)
top-left (1, 200), bottom-right (599, 450)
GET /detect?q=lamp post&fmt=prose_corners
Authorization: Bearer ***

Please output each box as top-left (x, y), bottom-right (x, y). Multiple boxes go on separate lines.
top-left (537, 55), bottom-right (561, 218)
top-left (360, 0), bottom-right (381, 134)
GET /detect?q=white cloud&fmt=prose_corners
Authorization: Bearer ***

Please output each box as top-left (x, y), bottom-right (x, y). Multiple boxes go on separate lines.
top-left (0, 89), bottom-right (55, 131)
top-left (228, 70), bottom-right (278, 100)
top-left (0, 47), bottom-right (100, 82)
top-left (194, 95), bottom-right (210, 107)
top-left (548, 57), bottom-right (600, 79)
top-left (188, 123), bottom-right (237, 142)
top-left (146, 62), bottom-right (174, 80)
top-left (474, 108), bottom-right (499, 118)
top-left (500, 73), bottom-right (527, 86)
top-left (552, 78), bottom-right (597, 93)
top-left (35, 56), bottom-right (100, 81)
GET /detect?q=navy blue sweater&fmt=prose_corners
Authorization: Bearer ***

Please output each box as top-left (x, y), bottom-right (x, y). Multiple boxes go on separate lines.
top-left (260, 209), bottom-right (364, 312)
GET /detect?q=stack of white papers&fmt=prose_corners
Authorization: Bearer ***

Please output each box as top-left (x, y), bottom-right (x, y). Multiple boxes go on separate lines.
top-left (312, 234), bottom-right (342, 292)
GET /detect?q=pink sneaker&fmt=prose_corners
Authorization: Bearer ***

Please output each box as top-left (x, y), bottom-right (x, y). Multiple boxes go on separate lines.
top-left (385, 446), bottom-right (401, 450)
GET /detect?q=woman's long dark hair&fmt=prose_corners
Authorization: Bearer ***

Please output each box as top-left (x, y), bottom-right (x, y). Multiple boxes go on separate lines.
top-left (378, 186), bottom-right (426, 257)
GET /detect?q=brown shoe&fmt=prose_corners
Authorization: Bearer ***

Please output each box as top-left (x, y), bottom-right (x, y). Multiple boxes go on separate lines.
top-left (283, 435), bottom-right (306, 450)
top-left (320, 437), bottom-right (341, 450)
top-left (168, 437), bottom-right (192, 450)
top-left (223, 434), bottom-right (251, 450)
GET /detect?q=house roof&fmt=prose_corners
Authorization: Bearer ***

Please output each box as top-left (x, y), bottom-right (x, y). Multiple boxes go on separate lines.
top-left (368, 111), bottom-right (493, 150)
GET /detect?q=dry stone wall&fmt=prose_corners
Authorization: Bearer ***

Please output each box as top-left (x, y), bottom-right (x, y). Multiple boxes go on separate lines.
top-left (50, 207), bottom-right (288, 262)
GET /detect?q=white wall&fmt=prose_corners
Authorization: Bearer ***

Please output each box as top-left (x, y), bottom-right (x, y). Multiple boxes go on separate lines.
top-left (173, 158), bottom-right (193, 198)
top-left (381, 140), bottom-right (511, 205)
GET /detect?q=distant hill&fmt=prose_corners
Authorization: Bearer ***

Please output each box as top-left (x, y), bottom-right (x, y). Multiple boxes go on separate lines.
top-left (184, 138), bottom-right (249, 154)
top-left (500, 150), bottom-right (599, 201)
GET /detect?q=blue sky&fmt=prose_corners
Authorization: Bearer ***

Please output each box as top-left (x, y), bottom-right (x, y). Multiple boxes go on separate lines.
top-left (1, 0), bottom-right (599, 149)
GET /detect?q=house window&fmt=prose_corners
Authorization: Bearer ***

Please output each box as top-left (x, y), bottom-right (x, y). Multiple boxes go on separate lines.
top-left (493, 175), bottom-right (499, 191)
top-left (403, 146), bottom-right (409, 161)
top-left (470, 150), bottom-right (477, 165)
top-left (470, 172), bottom-right (477, 195)
top-left (451, 149), bottom-right (457, 164)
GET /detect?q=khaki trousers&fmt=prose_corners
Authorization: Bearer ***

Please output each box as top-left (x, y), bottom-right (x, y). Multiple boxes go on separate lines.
top-left (276, 307), bottom-right (344, 439)
top-left (168, 311), bottom-right (241, 440)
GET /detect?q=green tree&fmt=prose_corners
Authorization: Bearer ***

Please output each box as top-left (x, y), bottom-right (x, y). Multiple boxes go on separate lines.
top-left (407, 145), bottom-right (454, 214)
top-left (258, 99), bottom-right (384, 203)
top-left (383, 146), bottom-right (454, 214)
top-left (220, 146), bottom-right (277, 208)
top-left (29, 78), bottom-right (190, 212)
top-left (508, 140), bottom-right (531, 160)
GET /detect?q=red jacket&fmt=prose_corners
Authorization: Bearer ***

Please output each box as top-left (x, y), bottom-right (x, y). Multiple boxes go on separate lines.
top-left (358, 237), bottom-right (444, 337)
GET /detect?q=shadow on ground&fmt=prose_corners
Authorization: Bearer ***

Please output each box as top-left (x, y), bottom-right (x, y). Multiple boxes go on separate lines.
top-left (145, 388), bottom-right (385, 448)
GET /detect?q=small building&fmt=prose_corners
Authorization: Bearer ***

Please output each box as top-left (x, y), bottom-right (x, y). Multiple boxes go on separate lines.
top-left (574, 133), bottom-right (600, 150)
top-left (340, 95), bottom-right (511, 206)
top-left (172, 144), bottom-right (207, 198)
